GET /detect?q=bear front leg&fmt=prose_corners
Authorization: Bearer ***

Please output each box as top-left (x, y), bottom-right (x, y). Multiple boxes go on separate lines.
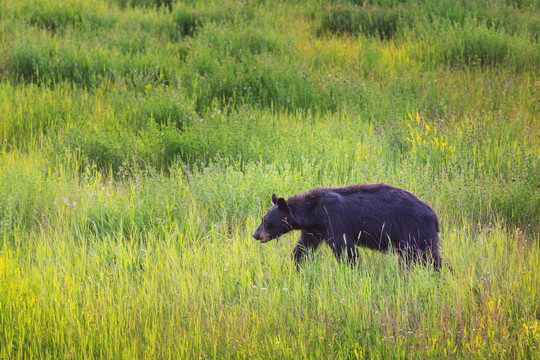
top-left (292, 230), bottom-right (323, 265)
top-left (328, 233), bottom-right (358, 265)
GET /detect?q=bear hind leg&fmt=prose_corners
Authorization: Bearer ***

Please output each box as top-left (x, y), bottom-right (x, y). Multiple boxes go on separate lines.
top-left (399, 238), bottom-right (441, 271)
top-left (423, 249), bottom-right (442, 272)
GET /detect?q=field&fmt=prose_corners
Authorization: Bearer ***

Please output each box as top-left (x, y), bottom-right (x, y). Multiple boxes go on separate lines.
top-left (0, 0), bottom-right (539, 358)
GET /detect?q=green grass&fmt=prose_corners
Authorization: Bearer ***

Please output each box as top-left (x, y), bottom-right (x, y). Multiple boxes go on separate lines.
top-left (0, 0), bottom-right (539, 358)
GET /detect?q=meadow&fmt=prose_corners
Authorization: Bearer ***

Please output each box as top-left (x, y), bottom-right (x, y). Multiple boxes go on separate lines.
top-left (0, 0), bottom-right (539, 358)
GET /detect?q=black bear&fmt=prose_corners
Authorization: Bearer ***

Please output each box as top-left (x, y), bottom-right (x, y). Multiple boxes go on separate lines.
top-left (252, 183), bottom-right (441, 270)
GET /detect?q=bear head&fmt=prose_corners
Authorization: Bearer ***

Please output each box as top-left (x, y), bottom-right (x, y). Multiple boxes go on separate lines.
top-left (252, 194), bottom-right (294, 243)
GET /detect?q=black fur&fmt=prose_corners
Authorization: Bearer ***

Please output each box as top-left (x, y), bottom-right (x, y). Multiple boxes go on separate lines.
top-left (252, 183), bottom-right (441, 270)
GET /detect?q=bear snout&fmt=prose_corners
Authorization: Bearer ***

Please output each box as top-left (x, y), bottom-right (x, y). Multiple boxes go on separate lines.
top-left (252, 229), bottom-right (271, 242)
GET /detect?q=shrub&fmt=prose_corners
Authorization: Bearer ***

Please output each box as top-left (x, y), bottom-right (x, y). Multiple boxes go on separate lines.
top-left (139, 119), bottom-right (192, 168)
top-left (56, 86), bottom-right (198, 172)
top-left (137, 87), bottom-right (196, 130)
top-left (183, 54), bottom-right (334, 112)
top-left (167, 2), bottom-right (256, 40)
top-left (419, 0), bottom-right (539, 39)
top-left (64, 127), bottom-right (135, 171)
top-left (324, 0), bottom-right (539, 42)
top-left (171, 4), bottom-right (202, 37)
top-left (4, 31), bottom-right (177, 87)
top-left (491, 181), bottom-right (540, 229)
top-left (6, 34), bottom-right (109, 85)
top-left (182, 32), bottom-right (346, 113)
top-left (198, 22), bottom-right (282, 60)
top-left (5, 37), bottom-right (50, 82)
top-left (23, 1), bottom-right (83, 32)
top-left (114, 0), bottom-right (173, 10)
top-left (0, 153), bottom-right (57, 241)
top-left (59, 119), bottom-right (194, 173)
top-left (10, 0), bottom-right (116, 32)
top-left (319, 3), bottom-right (408, 39)
top-left (418, 18), bottom-right (539, 71)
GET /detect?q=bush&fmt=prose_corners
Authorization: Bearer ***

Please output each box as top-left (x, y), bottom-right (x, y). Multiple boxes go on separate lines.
top-left (184, 53), bottom-right (340, 112)
top-left (171, 4), bottom-right (202, 37)
top-left (199, 22), bottom-right (282, 60)
top-left (418, 18), bottom-right (539, 71)
top-left (182, 28), bottom-right (347, 113)
top-left (11, 0), bottom-right (116, 32)
top-left (137, 87), bottom-right (196, 130)
top-left (23, 1), bottom-right (83, 31)
top-left (63, 127), bottom-right (135, 171)
top-left (6, 34), bottom-right (108, 85)
top-left (59, 120), bottom-right (193, 173)
top-left (0, 153), bottom-right (57, 241)
top-left (167, 2), bottom-right (256, 40)
top-left (139, 119), bottom-right (192, 168)
top-left (491, 181), bottom-right (540, 229)
top-left (319, 3), bottom-right (408, 39)
top-left (56, 86), bottom-right (198, 171)
top-left (114, 0), bottom-right (173, 10)
top-left (322, 0), bottom-right (539, 42)
top-left (419, 0), bottom-right (539, 40)
top-left (4, 31), bottom-right (177, 87)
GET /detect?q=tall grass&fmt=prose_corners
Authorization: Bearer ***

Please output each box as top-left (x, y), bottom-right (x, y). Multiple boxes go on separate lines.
top-left (1, 154), bottom-right (538, 359)
top-left (0, 0), bottom-right (539, 358)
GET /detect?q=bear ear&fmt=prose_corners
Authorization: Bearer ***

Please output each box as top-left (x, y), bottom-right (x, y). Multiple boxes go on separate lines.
top-left (277, 197), bottom-right (288, 211)
top-left (272, 193), bottom-right (279, 205)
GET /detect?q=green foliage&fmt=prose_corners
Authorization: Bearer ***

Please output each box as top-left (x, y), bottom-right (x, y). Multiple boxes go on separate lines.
top-left (320, 3), bottom-right (408, 39)
top-left (171, 4), bottom-right (201, 37)
top-left (139, 118), bottom-right (190, 168)
top-left (319, 0), bottom-right (540, 45)
top-left (6, 32), bottom-right (107, 85)
top-left (10, 0), bottom-right (116, 32)
top-left (138, 85), bottom-right (196, 129)
top-left (65, 126), bottom-right (134, 171)
top-left (418, 18), bottom-right (539, 70)
top-left (113, 0), bottom-right (173, 10)
top-left (0, 153), bottom-right (53, 241)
